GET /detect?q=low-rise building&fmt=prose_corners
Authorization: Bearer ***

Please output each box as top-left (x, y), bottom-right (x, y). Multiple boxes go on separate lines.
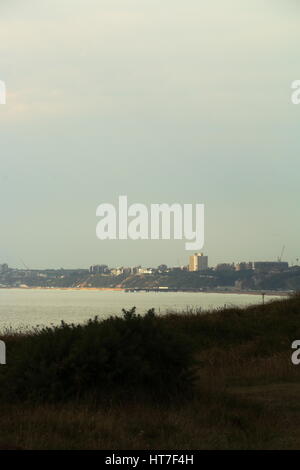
top-left (215, 263), bottom-right (235, 272)
top-left (253, 261), bottom-right (288, 272)
top-left (0, 263), bottom-right (9, 274)
top-left (236, 262), bottom-right (253, 271)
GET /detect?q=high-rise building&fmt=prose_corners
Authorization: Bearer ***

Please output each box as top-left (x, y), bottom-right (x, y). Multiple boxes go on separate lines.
top-left (89, 264), bottom-right (109, 274)
top-left (189, 253), bottom-right (208, 272)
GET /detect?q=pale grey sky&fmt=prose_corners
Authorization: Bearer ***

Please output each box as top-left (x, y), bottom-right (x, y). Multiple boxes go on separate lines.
top-left (0, 0), bottom-right (299, 268)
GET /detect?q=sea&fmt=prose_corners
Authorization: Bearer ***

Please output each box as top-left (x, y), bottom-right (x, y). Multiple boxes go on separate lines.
top-left (0, 288), bottom-right (285, 332)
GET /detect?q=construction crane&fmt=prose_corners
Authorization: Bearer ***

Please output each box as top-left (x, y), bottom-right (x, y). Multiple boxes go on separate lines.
top-left (19, 257), bottom-right (30, 270)
top-left (277, 245), bottom-right (285, 262)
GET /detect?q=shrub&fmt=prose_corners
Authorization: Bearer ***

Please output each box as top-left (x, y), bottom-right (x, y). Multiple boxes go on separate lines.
top-left (0, 308), bottom-right (195, 404)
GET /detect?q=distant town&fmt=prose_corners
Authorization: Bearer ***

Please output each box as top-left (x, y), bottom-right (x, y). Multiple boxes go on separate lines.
top-left (0, 252), bottom-right (299, 293)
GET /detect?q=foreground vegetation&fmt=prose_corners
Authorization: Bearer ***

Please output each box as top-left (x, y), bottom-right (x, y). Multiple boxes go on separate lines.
top-left (1, 295), bottom-right (300, 449)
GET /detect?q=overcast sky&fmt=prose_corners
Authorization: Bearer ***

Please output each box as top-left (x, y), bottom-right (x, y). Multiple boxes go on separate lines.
top-left (0, 0), bottom-right (299, 268)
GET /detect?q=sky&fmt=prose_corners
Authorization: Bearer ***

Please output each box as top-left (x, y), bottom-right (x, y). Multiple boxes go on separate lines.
top-left (0, 0), bottom-right (299, 269)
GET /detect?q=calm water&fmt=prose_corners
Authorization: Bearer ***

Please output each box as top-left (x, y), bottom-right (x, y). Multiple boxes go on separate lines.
top-left (0, 288), bottom-right (282, 331)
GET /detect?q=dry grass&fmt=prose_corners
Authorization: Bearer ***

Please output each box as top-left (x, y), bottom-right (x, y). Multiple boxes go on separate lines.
top-left (1, 295), bottom-right (300, 449)
top-left (1, 347), bottom-right (300, 450)
top-left (0, 393), bottom-right (280, 450)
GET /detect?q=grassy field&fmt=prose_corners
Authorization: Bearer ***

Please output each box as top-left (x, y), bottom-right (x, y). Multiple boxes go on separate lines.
top-left (1, 295), bottom-right (300, 449)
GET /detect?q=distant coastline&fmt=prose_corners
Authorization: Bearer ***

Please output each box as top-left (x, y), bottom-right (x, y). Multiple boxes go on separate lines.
top-left (2, 264), bottom-right (300, 293)
top-left (0, 286), bottom-right (290, 296)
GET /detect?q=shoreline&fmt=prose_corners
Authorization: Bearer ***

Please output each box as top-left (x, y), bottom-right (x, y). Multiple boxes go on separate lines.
top-left (0, 286), bottom-right (290, 296)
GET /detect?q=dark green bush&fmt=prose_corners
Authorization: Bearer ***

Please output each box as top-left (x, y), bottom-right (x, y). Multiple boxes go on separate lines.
top-left (0, 308), bottom-right (195, 403)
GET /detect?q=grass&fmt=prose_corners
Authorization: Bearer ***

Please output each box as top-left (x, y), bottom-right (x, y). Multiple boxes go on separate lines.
top-left (1, 294), bottom-right (300, 449)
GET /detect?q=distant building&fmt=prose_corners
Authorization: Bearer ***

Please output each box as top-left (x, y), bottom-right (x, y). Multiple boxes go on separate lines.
top-left (138, 268), bottom-right (153, 275)
top-left (171, 266), bottom-right (187, 272)
top-left (111, 268), bottom-right (124, 276)
top-left (89, 264), bottom-right (109, 274)
top-left (189, 253), bottom-right (208, 272)
top-left (236, 262), bottom-right (253, 271)
top-left (122, 267), bottom-right (132, 275)
top-left (132, 266), bottom-right (141, 275)
top-left (215, 263), bottom-right (235, 272)
top-left (157, 264), bottom-right (168, 273)
top-left (253, 261), bottom-right (289, 272)
top-left (0, 263), bottom-right (8, 274)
